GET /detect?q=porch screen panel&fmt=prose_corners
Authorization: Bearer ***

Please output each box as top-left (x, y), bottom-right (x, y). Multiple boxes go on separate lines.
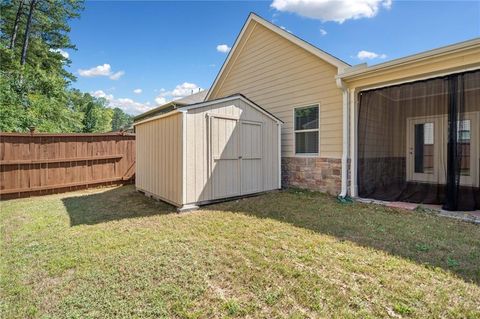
top-left (358, 70), bottom-right (480, 211)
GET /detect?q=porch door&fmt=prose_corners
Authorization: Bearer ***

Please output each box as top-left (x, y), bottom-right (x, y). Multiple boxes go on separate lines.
top-left (446, 113), bottom-right (479, 187)
top-left (407, 117), bottom-right (443, 184)
top-left (406, 113), bottom-right (479, 186)
top-left (240, 121), bottom-right (263, 195)
top-left (210, 115), bottom-right (241, 199)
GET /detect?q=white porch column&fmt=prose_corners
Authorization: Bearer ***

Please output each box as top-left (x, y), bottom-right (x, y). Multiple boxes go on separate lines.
top-left (350, 89), bottom-right (358, 197)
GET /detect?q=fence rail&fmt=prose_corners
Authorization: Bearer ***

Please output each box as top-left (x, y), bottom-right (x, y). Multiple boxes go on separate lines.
top-left (0, 132), bottom-right (135, 199)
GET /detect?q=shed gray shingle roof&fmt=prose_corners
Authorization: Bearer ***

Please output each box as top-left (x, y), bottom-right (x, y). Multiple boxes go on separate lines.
top-left (134, 89), bottom-right (207, 122)
top-left (175, 90), bottom-right (208, 104)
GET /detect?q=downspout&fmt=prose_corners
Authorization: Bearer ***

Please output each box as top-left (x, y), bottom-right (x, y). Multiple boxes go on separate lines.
top-left (336, 76), bottom-right (350, 199)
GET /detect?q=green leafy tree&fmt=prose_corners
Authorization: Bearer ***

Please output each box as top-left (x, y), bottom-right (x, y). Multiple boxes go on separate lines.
top-left (111, 107), bottom-right (133, 131)
top-left (0, 0), bottom-right (126, 133)
top-left (81, 98), bottom-right (112, 133)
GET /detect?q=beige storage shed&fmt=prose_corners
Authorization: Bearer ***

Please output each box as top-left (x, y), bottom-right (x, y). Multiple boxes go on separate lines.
top-left (134, 94), bottom-right (282, 210)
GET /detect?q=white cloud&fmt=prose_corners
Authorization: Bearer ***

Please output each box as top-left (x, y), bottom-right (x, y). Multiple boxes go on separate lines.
top-left (113, 98), bottom-right (150, 114)
top-left (280, 26), bottom-right (292, 33)
top-left (356, 50), bottom-right (387, 60)
top-left (78, 64), bottom-right (125, 80)
top-left (50, 48), bottom-right (69, 59)
top-left (91, 90), bottom-right (151, 115)
top-left (154, 82), bottom-right (204, 105)
top-left (133, 88), bottom-right (142, 94)
top-left (79, 64), bottom-right (111, 77)
top-left (171, 82), bottom-right (201, 98)
top-left (109, 71), bottom-right (125, 80)
top-left (91, 90), bottom-right (113, 100)
top-left (216, 44), bottom-right (231, 53)
top-left (271, 0), bottom-right (392, 23)
top-left (319, 28), bottom-right (327, 36)
top-left (155, 97), bottom-right (167, 105)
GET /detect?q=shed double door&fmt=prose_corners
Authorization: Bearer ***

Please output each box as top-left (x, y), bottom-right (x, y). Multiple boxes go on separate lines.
top-left (209, 115), bottom-right (263, 200)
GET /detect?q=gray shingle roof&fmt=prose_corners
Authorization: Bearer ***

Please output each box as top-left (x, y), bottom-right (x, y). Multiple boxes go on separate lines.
top-left (134, 89), bottom-right (207, 122)
top-left (175, 90), bottom-right (207, 105)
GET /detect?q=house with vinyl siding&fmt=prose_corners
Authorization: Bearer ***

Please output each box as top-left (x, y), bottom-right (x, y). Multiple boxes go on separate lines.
top-left (135, 13), bottom-right (480, 211)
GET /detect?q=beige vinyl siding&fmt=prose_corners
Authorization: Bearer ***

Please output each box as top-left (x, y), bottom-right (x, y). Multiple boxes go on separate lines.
top-left (184, 98), bottom-right (279, 204)
top-left (208, 21), bottom-right (343, 158)
top-left (135, 112), bottom-right (183, 206)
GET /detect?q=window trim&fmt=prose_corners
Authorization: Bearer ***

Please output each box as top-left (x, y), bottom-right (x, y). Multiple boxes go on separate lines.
top-left (293, 104), bottom-right (320, 157)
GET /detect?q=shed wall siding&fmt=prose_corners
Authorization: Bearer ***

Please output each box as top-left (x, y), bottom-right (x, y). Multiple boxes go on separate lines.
top-left (208, 21), bottom-right (343, 158)
top-left (135, 113), bottom-right (183, 206)
top-left (184, 99), bottom-right (279, 204)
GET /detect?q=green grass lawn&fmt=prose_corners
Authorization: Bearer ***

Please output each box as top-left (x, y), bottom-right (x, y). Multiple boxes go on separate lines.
top-left (1, 185), bottom-right (479, 318)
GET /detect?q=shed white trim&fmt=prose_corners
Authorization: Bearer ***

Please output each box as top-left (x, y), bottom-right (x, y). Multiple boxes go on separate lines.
top-left (181, 111), bottom-right (187, 205)
top-left (205, 13), bottom-right (349, 101)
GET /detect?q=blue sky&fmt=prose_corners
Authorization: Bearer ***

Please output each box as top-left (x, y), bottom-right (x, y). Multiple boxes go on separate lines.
top-left (66, 1), bottom-right (480, 115)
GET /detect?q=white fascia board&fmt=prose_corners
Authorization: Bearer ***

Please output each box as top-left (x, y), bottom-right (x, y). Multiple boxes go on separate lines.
top-left (338, 37), bottom-right (480, 80)
top-left (133, 109), bottom-right (186, 127)
top-left (182, 95), bottom-right (283, 124)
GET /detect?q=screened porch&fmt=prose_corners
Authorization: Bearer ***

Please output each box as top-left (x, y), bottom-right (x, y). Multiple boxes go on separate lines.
top-left (357, 70), bottom-right (480, 211)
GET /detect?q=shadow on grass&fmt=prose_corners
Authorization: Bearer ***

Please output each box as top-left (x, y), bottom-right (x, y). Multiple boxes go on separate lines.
top-left (62, 185), bottom-right (479, 285)
top-left (62, 186), bottom-right (176, 226)
top-left (208, 188), bottom-right (480, 285)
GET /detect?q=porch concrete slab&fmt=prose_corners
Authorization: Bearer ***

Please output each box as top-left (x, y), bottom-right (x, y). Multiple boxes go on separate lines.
top-left (422, 204), bottom-right (480, 224)
top-left (470, 211), bottom-right (480, 218)
top-left (385, 201), bottom-right (418, 211)
top-left (356, 198), bottom-right (480, 224)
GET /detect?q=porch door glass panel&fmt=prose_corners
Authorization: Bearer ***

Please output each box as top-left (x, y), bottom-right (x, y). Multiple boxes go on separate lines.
top-left (414, 123), bottom-right (434, 174)
top-left (448, 114), bottom-right (479, 187)
top-left (457, 120), bottom-right (471, 176)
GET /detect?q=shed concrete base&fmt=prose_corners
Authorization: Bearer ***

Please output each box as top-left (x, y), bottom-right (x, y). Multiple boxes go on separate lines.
top-left (177, 204), bottom-right (199, 213)
top-left (136, 187), bottom-right (181, 208)
top-left (137, 187), bottom-right (281, 213)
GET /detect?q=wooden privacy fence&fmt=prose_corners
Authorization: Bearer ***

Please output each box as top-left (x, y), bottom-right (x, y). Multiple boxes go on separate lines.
top-left (0, 132), bottom-right (135, 199)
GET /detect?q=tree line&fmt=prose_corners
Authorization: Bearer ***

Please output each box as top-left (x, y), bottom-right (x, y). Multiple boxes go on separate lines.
top-left (0, 0), bottom-right (133, 133)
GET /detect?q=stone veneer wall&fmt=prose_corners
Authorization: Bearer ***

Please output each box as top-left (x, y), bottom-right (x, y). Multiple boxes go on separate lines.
top-left (281, 157), bottom-right (342, 195)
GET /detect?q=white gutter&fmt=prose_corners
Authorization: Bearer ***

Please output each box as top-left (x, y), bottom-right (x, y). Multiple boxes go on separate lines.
top-left (277, 122), bottom-right (282, 189)
top-left (336, 77), bottom-right (349, 198)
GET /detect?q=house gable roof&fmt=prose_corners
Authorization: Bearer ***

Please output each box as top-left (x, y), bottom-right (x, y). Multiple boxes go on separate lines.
top-left (205, 13), bottom-right (350, 101)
